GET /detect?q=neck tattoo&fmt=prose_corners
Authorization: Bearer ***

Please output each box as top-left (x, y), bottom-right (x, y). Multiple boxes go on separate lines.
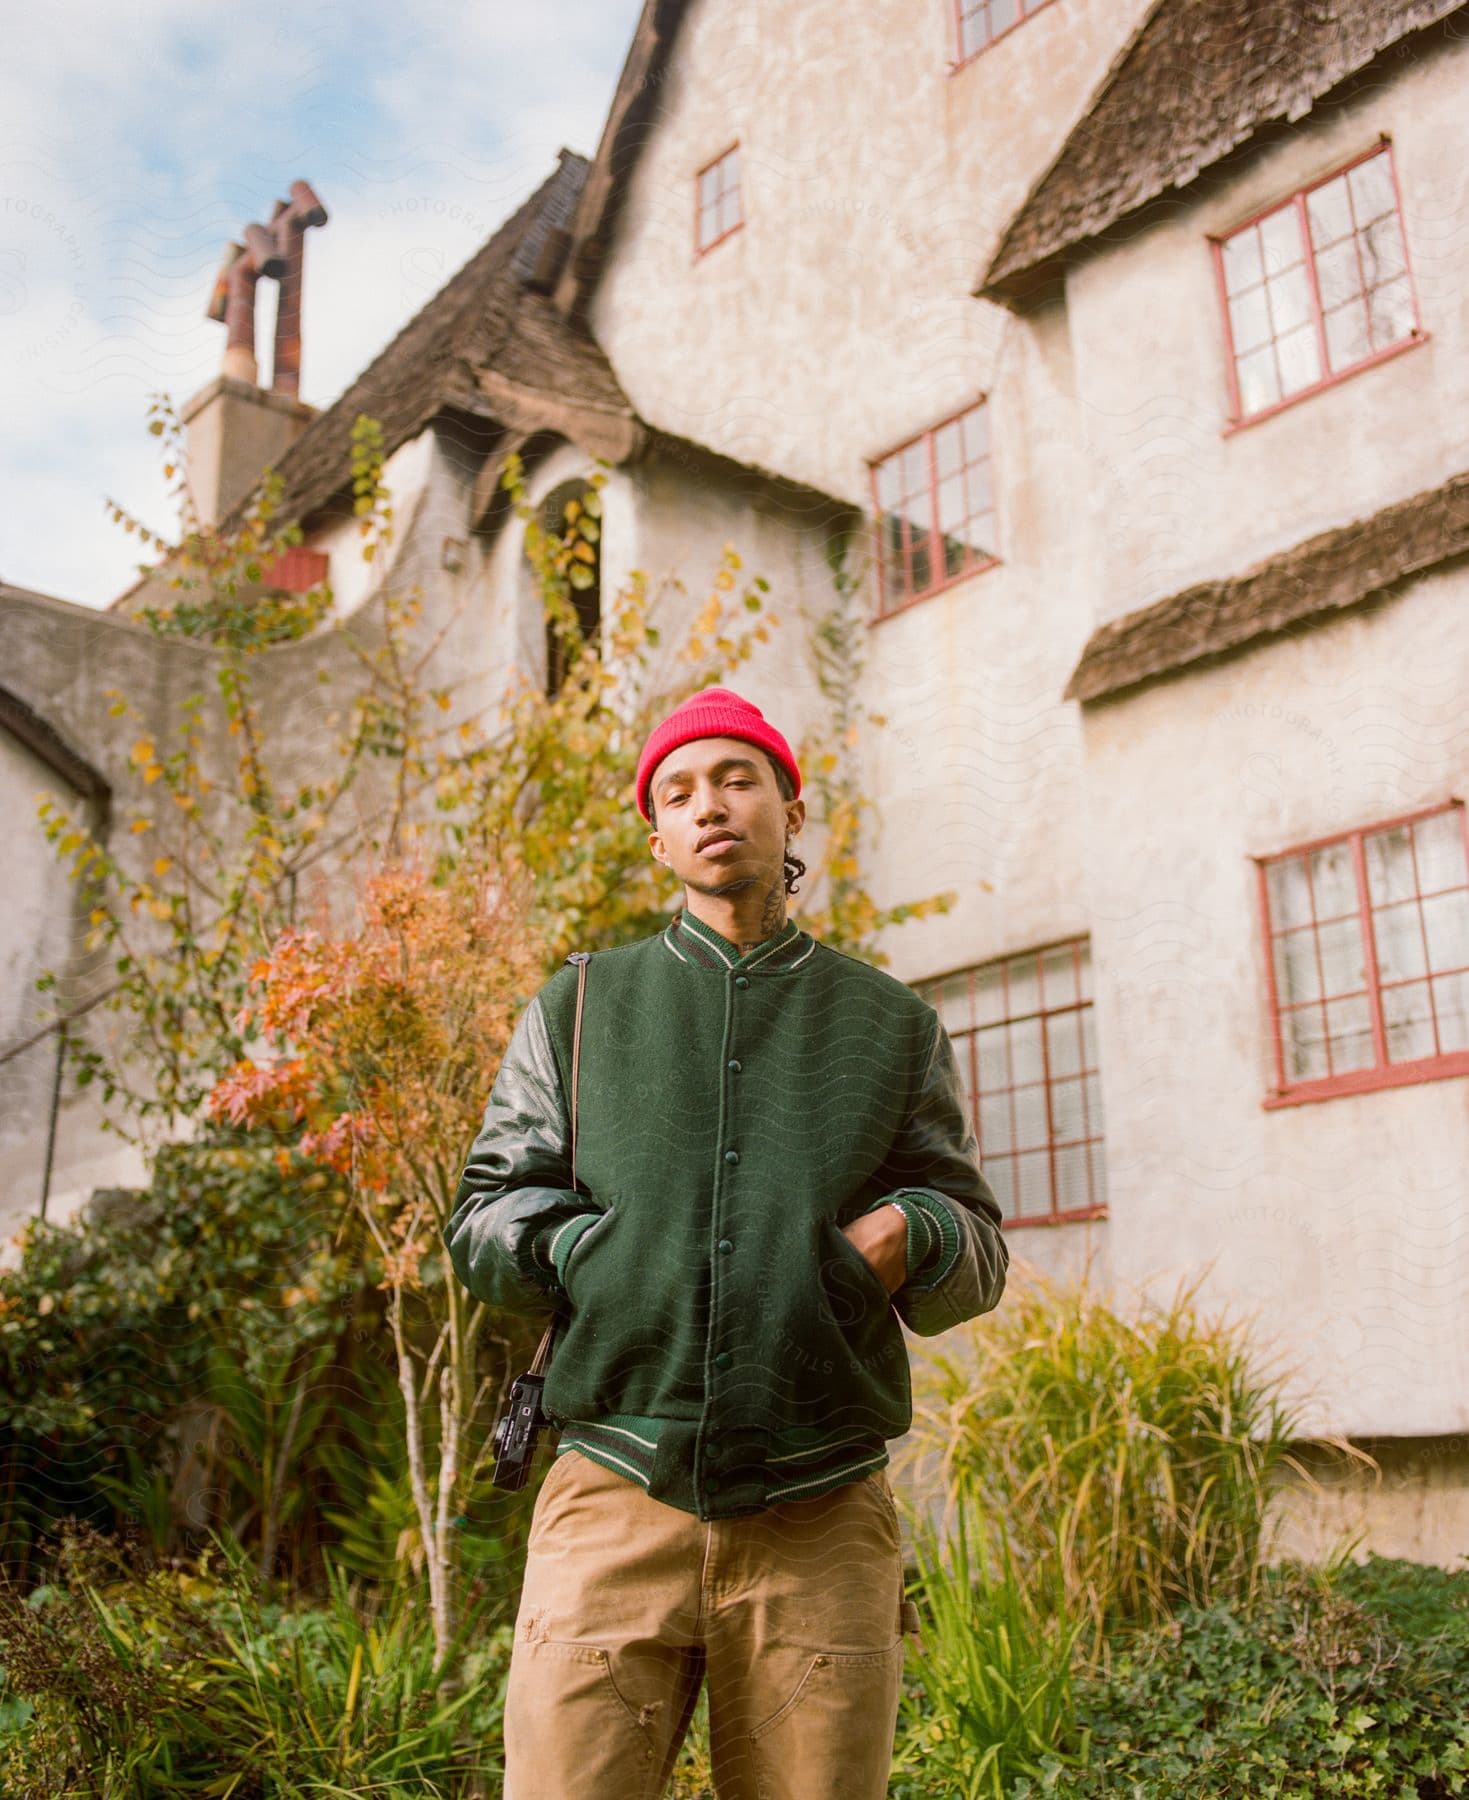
top-left (740, 885), bottom-right (786, 955)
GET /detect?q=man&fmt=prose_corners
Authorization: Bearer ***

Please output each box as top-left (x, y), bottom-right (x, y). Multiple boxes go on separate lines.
top-left (444, 685), bottom-right (1007, 1800)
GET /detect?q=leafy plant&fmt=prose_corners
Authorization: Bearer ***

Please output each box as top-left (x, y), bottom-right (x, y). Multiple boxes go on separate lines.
top-left (890, 1472), bottom-right (1089, 1799)
top-left (902, 1256), bottom-right (1345, 1672)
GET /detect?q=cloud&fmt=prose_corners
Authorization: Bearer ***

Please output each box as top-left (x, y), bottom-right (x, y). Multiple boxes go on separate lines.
top-left (0, 0), bottom-right (644, 607)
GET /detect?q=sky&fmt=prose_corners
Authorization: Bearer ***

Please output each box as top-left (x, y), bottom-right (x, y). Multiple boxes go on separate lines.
top-left (0, 0), bottom-right (646, 609)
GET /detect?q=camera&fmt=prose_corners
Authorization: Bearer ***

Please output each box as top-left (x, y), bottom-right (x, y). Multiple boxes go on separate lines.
top-left (491, 1364), bottom-right (556, 1490)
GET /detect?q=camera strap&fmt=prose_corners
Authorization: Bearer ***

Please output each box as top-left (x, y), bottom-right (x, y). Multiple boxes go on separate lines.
top-left (527, 949), bottom-right (590, 1378)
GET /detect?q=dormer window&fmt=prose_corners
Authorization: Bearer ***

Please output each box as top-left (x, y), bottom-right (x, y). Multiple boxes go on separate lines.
top-left (695, 143), bottom-right (743, 256)
top-left (1214, 141), bottom-right (1424, 428)
top-left (870, 399), bottom-right (999, 618)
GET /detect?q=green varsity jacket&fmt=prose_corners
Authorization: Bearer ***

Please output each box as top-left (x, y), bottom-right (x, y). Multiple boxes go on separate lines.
top-left (443, 907), bottom-right (1008, 1521)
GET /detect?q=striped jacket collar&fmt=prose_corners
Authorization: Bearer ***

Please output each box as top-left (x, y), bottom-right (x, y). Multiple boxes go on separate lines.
top-left (661, 907), bottom-right (817, 974)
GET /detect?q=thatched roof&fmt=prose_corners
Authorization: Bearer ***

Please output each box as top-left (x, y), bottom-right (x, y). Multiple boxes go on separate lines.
top-left (230, 148), bottom-right (638, 532)
top-left (979, 0), bottom-right (1469, 306)
top-left (1064, 470), bottom-right (1469, 705)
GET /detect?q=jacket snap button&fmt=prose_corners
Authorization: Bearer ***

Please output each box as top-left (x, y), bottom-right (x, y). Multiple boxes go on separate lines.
top-left (727, 1059), bottom-right (741, 1072)
top-left (734, 975), bottom-right (749, 988)
top-left (814, 1656), bottom-right (828, 1667)
top-left (724, 1149), bottom-right (739, 1164)
top-left (718, 1238), bottom-right (733, 1254)
top-left (715, 1351), bottom-right (732, 1369)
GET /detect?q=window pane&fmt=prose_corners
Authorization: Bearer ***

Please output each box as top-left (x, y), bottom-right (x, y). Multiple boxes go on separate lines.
top-left (1365, 824), bottom-right (1415, 904)
top-left (1010, 1016), bottom-right (1044, 1085)
top-left (1006, 955), bottom-right (1040, 1020)
top-left (1371, 902), bottom-right (1427, 983)
top-left (1045, 1009), bottom-right (1084, 1080)
top-left (1324, 992), bottom-right (1374, 1071)
top-left (1277, 323), bottom-right (1322, 394)
top-left (1315, 237), bottom-right (1361, 310)
top-left (1229, 286), bottom-right (1271, 353)
top-left (901, 442), bottom-right (927, 495)
top-left (1317, 915), bottom-right (1366, 995)
top-left (1368, 278), bottom-right (1414, 347)
top-left (1431, 971), bottom-right (1469, 1053)
top-left (699, 202), bottom-right (720, 248)
top-left (1413, 809), bottom-right (1467, 893)
top-left (933, 972), bottom-right (971, 1034)
top-left (1381, 980), bottom-right (1435, 1063)
top-left (979, 1089), bottom-right (1012, 1154)
top-left (1014, 1151), bottom-right (1050, 1217)
top-left (908, 532), bottom-right (931, 594)
top-left (1013, 1082), bottom-right (1048, 1150)
top-left (1274, 929), bottom-right (1321, 1005)
top-left (1422, 891), bottom-right (1469, 974)
top-left (1268, 857), bottom-right (1314, 930)
top-left (1325, 300), bottom-right (1371, 371)
top-left (1348, 152), bottom-right (1396, 225)
top-left (991, 0), bottom-right (1018, 33)
top-left (1284, 1004), bottom-right (1330, 1081)
top-left (1237, 344), bottom-right (1280, 414)
top-left (1259, 204), bottom-right (1304, 276)
top-left (974, 967), bottom-right (1006, 1027)
top-left (976, 1021), bottom-right (1009, 1084)
top-left (934, 420), bottom-right (963, 479)
top-left (987, 1157), bottom-right (1016, 1223)
top-left (1306, 174), bottom-right (1353, 249)
top-left (1054, 1143), bottom-right (1090, 1212)
top-left (1266, 269), bottom-right (1313, 336)
top-left (1360, 213), bottom-right (1406, 288)
top-left (699, 167), bottom-right (720, 208)
top-left (1310, 840), bottom-right (1357, 918)
top-left (1041, 944), bottom-right (1078, 1004)
top-left (1089, 1141), bottom-right (1108, 1209)
top-left (722, 188), bottom-right (742, 233)
top-left (1051, 1077), bottom-right (1085, 1142)
top-left (1222, 227), bottom-right (1263, 295)
top-left (936, 474), bottom-right (966, 534)
top-left (875, 455), bottom-right (904, 513)
top-left (1084, 1072), bottom-right (1105, 1134)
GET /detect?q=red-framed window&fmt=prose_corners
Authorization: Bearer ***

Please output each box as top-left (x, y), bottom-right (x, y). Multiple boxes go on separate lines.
top-left (261, 546), bottom-right (328, 592)
top-left (1212, 140), bottom-right (1424, 429)
top-left (695, 143), bottom-right (743, 256)
top-left (869, 398), bottom-right (999, 618)
top-left (952, 0), bottom-right (1059, 67)
top-left (1258, 801), bottom-right (1469, 1107)
top-left (913, 937), bottom-right (1107, 1228)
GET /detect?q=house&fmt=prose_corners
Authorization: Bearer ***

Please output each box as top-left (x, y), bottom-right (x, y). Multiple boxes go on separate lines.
top-left (4, 0), bottom-right (1467, 1561)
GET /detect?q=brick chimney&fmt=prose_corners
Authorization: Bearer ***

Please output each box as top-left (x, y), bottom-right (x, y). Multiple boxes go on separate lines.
top-left (182, 181), bottom-right (328, 529)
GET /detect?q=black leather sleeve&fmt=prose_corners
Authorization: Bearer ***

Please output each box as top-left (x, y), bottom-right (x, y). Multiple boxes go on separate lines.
top-left (879, 1011), bottom-right (1009, 1338)
top-left (442, 993), bottom-right (599, 1312)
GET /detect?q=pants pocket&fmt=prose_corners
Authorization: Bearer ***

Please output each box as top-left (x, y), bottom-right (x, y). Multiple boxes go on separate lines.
top-left (504, 1635), bottom-right (663, 1798)
top-left (746, 1637), bottom-right (906, 1800)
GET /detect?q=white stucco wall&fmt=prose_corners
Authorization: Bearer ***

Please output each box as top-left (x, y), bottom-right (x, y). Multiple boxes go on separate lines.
top-left (1064, 36), bottom-right (1469, 621)
top-left (589, 0), bottom-right (1154, 506)
top-left (1077, 561), bottom-right (1469, 1441)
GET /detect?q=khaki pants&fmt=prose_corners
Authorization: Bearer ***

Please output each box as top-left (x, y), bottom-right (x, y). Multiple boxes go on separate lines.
top-left (503, 1448), bottom-right (911, 1799)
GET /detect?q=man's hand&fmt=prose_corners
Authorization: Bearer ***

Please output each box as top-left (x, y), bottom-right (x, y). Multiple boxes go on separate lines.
top-left (842, 1203), bottom-right (908, 1296)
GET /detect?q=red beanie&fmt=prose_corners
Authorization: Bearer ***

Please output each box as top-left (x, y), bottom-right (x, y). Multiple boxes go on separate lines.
top-left (635, 686), bottom-right (802, 823)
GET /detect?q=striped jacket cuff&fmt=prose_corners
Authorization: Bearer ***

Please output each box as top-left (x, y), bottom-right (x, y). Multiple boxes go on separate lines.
top-left (534, 1211), bottom-right (603, 1287)
top-left (887, 1191), bottom-right (960, 1285)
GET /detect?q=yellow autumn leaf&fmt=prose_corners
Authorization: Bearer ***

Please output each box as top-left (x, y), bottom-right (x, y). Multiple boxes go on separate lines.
top-left (130, 738), bottom-right (155, 766)
top-left (129, 818), bottom-right (152, 833)
top-left (148, 899), bottom-right (172, 920)
top-left (142, 764), bottom-right (163, 784)
top-left (153, 857), bottom-right (173, 878)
